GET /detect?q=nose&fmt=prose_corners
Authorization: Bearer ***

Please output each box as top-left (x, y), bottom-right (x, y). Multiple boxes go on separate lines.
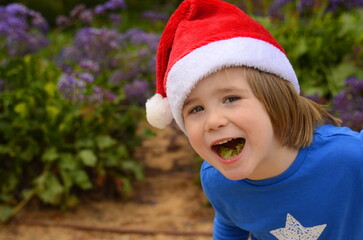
top-left (205, 109), bottom-right (228, 132)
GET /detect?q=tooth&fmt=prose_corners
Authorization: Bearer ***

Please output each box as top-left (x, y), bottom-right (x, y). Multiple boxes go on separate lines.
top-left (215, 138), bottom-right (236, 145)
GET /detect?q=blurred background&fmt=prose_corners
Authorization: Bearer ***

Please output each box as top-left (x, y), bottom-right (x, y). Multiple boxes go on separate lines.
top-left (0, 0), bottom-right (362, 238)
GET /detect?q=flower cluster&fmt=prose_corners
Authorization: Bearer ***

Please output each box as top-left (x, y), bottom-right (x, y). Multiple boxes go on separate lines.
top-left (57, 73), bottom-right (117, 104)
top-left (57, 27), bottom-right (123, 71)
top-left (56, 21), bottom-right (160, 106)
top-left (331, 77), bottom-right (363, 131)
top-left (56, 0), bottom-right (126, 28)
top-left (0, 3), bottom-right (49, 58)
top-left (327, 0), bottom-right (363, 11)
top-left (269, 0), bottom-right (363, 16)
top-left (142, 11), bottom-right (168, 23)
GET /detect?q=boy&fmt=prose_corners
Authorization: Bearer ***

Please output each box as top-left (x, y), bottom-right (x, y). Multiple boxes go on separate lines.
top-left (146, 0), bottom-right (363, 239)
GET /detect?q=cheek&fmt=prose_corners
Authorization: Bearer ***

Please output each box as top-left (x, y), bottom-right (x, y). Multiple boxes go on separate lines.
top-left (185, 127), bottom-right (205, 155)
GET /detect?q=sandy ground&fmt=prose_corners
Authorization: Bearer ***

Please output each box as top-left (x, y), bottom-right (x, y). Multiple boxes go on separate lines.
top-left (0, 124), bottom-right (214, 240)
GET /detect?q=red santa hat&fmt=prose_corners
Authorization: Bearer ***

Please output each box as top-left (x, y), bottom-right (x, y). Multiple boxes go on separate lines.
top-left (146, 0), bottom-right (299, 133)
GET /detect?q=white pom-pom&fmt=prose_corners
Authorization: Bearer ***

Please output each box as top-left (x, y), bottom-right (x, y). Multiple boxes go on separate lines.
top-left (145, 94), bottom-right (173, 129)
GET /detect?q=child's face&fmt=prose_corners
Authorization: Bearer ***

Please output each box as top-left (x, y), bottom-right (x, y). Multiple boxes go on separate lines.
top-left (182, 68), bottom-right (287, 180)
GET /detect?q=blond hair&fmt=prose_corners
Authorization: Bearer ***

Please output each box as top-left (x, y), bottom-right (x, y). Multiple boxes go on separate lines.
top-left (236, 66), bottom-right (341, 148)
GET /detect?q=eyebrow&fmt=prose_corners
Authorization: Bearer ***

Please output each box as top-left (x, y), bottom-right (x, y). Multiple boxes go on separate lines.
top-left (183, 97), bottom-right (197, 110)
top-left (216, 86), bottom-right (248, 96)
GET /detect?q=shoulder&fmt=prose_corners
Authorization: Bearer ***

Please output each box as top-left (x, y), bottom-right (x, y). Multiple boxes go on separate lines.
top-left (313, 125), bottom-right (363, 148)
top-left (311, 125), bottom-right (363, 165)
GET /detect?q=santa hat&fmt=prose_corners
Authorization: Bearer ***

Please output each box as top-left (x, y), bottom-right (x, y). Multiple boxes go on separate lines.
top-left (146, 0), bottom-right (299, 133)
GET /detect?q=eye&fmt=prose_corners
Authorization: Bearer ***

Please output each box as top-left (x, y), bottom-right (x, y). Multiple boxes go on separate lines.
top-left (191, 106), bottom-right (204, 113)
top-left (224, 96), bottom-right (240, 103)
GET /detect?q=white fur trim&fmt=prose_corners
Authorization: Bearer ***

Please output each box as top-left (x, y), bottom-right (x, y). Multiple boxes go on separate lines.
top-left (166, 37), bottom-right (299, 133)
top-left (145, 93), bottom-right (173, 129)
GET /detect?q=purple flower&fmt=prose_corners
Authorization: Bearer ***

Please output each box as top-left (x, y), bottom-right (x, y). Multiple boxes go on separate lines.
top-left (104, 90), bottom-right (117, 101)
top-left (79, 10), bottom-right (94, 25)
top-left (94, 0), bottom-right (126, 15)
top-left (331, 77), bottom-right (363, 131)
top-left (122, 28), bottom-right (160, 51)
top-left (29, 11), bottom-right (49, 33)
top-left (87, 86), bottom-right (104, 103)
top-left (142, 11), bottom-right (168, 23)
top-left (70, 4), bottom-right (86, 19)
top-left (57, 73), bottom-right (86, 103)
top-left (124, 79), bottom-right (150, 106)
top-left (55, 46), bottom-right (82, 71)
top-left (79, 60), bottom-right (100, 73)
top-left (6, 31), bottom-right (49, 57)
top-left (0, 3), bottom-right (49, 57)
top-left (109, 70), bottom-right (125, 85)
top-left (0, 79), bottom-right (5, 92)
top-left (109, 14), bottom-right (122, 26)
top-left (269, 0), bottom-right (294, 16)
top-left (94, 5), bottom-right (106, 15)
top-left (104, 0), bottom-right (127, 11)
top-left (87, 86), bottom-right (117, 103)
top-left (297, 0), bottom-right (314, 12)
top-left (73, 27), bottom-right (122, 65)
top-left (6, 3), bottom-right (28, 16)
top-left (56, 15), bottom-right (70, 27)
top-left (78, 73), bottom-right (94, 83)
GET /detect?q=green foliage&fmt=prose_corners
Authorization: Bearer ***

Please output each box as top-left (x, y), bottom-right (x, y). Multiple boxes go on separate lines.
top-left (0, 55), bottom-right (144, 222)
top-left (256, 6), bottom-right (363, 97)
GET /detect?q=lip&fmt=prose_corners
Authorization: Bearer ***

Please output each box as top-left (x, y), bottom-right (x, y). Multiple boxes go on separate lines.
top-left (215, 149), bottom-right (242, 165)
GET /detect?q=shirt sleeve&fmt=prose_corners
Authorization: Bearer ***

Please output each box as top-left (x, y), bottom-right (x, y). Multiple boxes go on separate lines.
top-left (213, 212), bottom-right (250, 240)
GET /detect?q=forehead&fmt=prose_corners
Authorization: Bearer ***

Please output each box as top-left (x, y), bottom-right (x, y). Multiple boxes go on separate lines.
top-left (189, 68), bottom-right (249, 94)
top-left (183, 68), bottom-right (250, 107)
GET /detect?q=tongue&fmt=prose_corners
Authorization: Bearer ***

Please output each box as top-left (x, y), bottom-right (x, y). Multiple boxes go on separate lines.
top-left (218, 139), bottom-right (245, 159)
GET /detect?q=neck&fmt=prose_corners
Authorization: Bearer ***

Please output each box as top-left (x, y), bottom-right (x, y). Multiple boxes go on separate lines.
top-left (248, 146), bottom-right (299, 181)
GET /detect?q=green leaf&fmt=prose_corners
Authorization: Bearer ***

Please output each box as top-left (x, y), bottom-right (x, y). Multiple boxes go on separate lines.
top-left (96, 135), bottom-right (117, 150)
top-left (119, 176), bottom-right (132, 197)
top-left (78, 149), bottom-right (97, 167)
top-left (64, 194), bottom-right (79, 208)
top-left (35, 174), bottom-right (64, 205)
top-left (59, 153), bottom-right (78, 170)
top-left (0, 205), bottom-right (13, 223)
top-left (72, 169), bottom-right (92, 190)
top-left (75, 138), bottom-right (94, 148)
top-left (293, 38), bottom-right (308, 59)
top-left (46, 105), bottom-right (60, 120)
top-left (141, 127), bottom-right (156, 139)
top-left (44, 82), bottom-right (56, 97)
top-left (116, 145), bottom-right (129, 159)
top-left (42, 147), bottom-right (59, 162)
top-left (0, 145), bottom-right (10, 154)
top-left (22, 189), bottom-right (35, 199)
top-left (60, 169), bottom-right (74, 190)
top-left (14, 103), bottom-right (28, 118)
top-left (121, 160), bottom-right (144, 180)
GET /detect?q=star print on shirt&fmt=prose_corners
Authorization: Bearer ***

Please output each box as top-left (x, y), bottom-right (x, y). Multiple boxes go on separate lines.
top-left (270, 213), bottom-right (327, 240)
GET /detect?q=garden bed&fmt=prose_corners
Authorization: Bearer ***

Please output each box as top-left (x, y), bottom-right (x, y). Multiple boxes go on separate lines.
top-left (0, 125), bottom-right (214, 240)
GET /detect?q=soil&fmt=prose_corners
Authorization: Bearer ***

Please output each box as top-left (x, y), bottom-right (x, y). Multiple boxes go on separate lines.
top-left (0, 124), bottom-right (214, 240)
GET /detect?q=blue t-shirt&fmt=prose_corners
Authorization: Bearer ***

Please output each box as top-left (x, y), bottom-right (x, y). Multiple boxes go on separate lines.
top-left (201, 125), bottom-right (363, 240)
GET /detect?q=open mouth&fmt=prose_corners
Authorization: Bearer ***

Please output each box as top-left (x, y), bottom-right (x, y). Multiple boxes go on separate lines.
top-left (212, 138), bottom-right (246, 159)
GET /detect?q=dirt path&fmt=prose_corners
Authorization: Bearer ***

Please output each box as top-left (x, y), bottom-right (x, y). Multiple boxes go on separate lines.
top-left (0, 124), bottom-right (214, 240)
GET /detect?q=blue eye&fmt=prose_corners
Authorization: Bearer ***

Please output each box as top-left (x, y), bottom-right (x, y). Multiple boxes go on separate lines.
top-left (224, 96), bottom-right (240, 103)
top-left (191, 106), bottom-right (204, 113)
